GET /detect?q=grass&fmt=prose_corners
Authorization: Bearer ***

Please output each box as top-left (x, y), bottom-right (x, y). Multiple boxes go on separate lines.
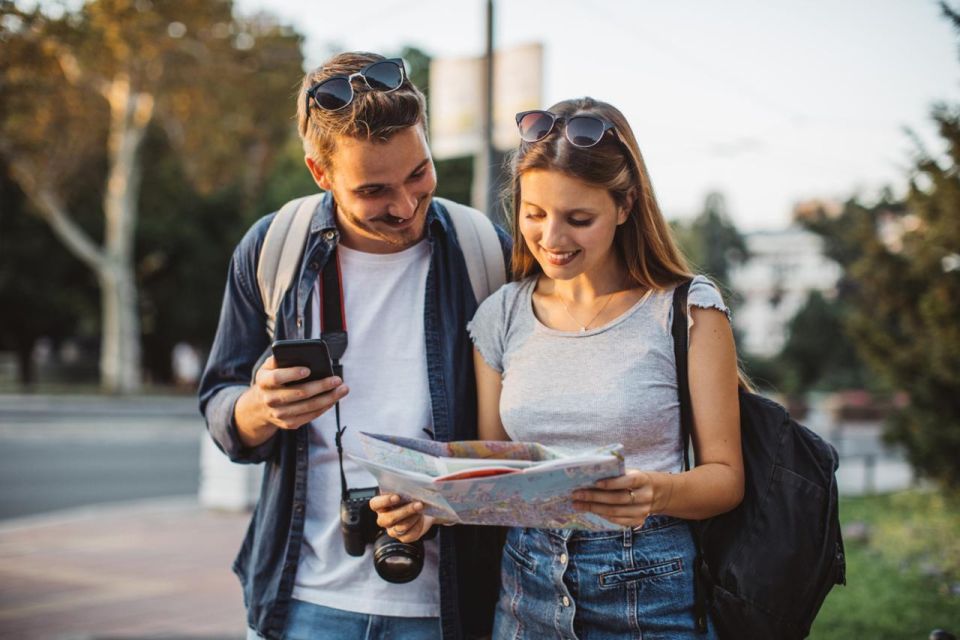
top-left (810, 490), bottom-right (960, 640)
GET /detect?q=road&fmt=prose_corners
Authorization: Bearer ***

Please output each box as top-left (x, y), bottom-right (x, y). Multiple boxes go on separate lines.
top-left (0, 394), bottom-right (203, 520)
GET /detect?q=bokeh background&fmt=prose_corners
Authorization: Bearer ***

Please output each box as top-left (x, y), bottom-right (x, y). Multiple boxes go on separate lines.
top-left (1, 1), bottom-right (959, 638)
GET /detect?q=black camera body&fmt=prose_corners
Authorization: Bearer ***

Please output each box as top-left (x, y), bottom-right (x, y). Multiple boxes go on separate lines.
top-left (340, 485), bottom-right (425, 584)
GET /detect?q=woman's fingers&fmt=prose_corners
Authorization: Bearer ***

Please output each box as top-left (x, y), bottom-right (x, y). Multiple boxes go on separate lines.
top-left (593, 469), bottom-right (646, 490)
top-left (572, 488), bottom-right (633, 504)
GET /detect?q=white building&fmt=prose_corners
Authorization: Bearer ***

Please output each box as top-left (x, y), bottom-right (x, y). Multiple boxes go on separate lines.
top-left (729, 227), bottom-right (843, 357)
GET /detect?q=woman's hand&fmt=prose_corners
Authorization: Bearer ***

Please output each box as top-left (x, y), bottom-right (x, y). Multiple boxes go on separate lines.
top-left (572, 469), bottom-right (672, 528)
top-left (368, 494), bottom-right (436, 543)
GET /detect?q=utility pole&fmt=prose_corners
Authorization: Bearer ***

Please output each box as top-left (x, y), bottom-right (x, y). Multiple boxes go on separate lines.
top-left (472, 0), bottom-right (495, 217)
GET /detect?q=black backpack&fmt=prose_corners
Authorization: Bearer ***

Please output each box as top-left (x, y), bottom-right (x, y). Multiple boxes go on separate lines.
top-left (672, 281), bottom-right (846, 640)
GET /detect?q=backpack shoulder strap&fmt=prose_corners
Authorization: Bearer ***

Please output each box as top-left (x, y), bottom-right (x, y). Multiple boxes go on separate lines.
top-left (435, 197), bottom-right (506, 304)
top-left (671, 279), bottom-right (694, 471)
top-left (256, 193), bottom-right (323, 340)
top-left (671, 277), bottom-right (714, 635)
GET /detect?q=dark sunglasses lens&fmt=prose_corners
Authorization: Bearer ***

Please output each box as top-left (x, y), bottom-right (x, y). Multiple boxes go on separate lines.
top-left (518, 112), bottom-right (555, 142)
top-left (313, 78), bottom-right (353, 110)
top-left (365, 61), bottom-right (403, 90)
top-left (566, 116), bottom-right (606, 147)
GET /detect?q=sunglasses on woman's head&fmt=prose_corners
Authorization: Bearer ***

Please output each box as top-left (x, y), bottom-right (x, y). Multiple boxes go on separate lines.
top-left (515, 110), bottom-right (616, 148)
top-left (306, 58), bottom-right (406, 113)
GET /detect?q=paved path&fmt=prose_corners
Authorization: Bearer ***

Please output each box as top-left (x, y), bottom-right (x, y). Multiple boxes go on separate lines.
top-left (0, 498), bottom-right (249, 639)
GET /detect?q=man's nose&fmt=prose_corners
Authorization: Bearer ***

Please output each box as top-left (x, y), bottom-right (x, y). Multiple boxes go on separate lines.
top-left (388, 189), bottom-right (419, 219)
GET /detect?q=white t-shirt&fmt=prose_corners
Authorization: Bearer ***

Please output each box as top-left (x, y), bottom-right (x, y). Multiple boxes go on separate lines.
top-left (291, 239), bottom-right (440, 617)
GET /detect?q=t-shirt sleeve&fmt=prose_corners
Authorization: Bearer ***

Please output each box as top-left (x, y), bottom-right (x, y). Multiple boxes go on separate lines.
top-left (467, 285), bottom-right (507, 373)
top-left (687, 275), bottom-right (732, 339)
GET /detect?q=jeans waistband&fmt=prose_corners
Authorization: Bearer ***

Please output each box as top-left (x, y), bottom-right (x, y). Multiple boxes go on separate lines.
top-left (534, 515), bottom-right (684, 542)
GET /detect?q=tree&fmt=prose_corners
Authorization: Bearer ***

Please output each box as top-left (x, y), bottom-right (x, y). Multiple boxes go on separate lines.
top-left (0, 160), bottom-right (99, 386)
top-left (775, 290), bottom-right (874, 394)
top-left (0, 0), bottom-right (302, 392)
top-left (673, 192), bottom-right (748, 292)
top-left (796, 2), bottom-right (960, 489)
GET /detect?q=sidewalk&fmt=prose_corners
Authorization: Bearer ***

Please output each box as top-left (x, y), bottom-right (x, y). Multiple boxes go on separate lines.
top-left (0, 498), bottom-right (249, 639)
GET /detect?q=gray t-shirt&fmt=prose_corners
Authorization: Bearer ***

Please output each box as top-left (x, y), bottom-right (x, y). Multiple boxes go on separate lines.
top-left (467, 275), bottom-right (730, 473)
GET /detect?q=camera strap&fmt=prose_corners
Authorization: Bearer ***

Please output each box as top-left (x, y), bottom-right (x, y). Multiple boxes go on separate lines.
top-left (319, 250), bottom-right (350, 500)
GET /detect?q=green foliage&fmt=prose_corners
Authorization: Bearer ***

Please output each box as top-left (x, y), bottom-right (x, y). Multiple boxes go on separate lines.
top-left (775, 291), bottom-right (876, 394)
top-left (399, 45), bottom-right (431, 103)
top-left (673, 192), bottom-right (748, 291)
top-left (435, 155), bottom-right (474, 207)
top-left (0, 162), bottom-right (99, 385)
top-left (135, 125), bottom-right (253, 381)
top-left (253, 136), bottom-right (320, 221)
top-left (803, 156), bottom-right (960, 489)
top-left (811, 491), bottom-right (960, 639)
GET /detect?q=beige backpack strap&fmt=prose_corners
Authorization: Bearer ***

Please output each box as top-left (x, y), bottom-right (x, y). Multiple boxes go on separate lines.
top-left (435, 197), bottom-right (506, 304)
top-left (256, 194), bottom-right (323, 340)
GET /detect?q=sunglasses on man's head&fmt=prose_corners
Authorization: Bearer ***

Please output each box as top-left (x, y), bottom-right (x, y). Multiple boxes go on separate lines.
top-left (306, 58), bottom-right (406, 113)
top-left (516, 110), bottom-right (616, 148)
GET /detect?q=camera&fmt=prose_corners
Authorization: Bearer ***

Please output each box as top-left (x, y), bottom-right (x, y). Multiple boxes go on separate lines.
top-left (340, 486), bottom-right (425, 584)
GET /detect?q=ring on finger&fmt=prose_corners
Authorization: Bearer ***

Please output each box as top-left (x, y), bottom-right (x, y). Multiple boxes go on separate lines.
top-left (628, 489), bottom-right (637, 503)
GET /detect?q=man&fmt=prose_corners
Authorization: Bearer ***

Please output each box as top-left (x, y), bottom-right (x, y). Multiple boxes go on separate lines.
top-left (199, 52), bottom-right (508, 639)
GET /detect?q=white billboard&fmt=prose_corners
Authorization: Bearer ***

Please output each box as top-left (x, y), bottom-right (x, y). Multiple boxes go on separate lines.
top-left (429, 43), bottom-right (543, 160)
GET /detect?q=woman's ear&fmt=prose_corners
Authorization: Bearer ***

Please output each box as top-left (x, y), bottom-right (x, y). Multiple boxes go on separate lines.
top-left (617, 190), bottom-right (637, 225)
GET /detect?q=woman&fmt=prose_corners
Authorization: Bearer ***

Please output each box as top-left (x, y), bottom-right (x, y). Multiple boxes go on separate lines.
top-left (374, 97), bottom-right (744, 639)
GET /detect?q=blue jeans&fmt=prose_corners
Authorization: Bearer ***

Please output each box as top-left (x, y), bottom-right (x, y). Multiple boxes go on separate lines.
top-left (247, 599), bottom-right (442, 640)
top-left (494, 516), bottom-right (717, 640)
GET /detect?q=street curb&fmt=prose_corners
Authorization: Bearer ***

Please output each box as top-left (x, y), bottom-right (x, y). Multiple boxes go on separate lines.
top-left (0, 495), bottom-right (215, 535)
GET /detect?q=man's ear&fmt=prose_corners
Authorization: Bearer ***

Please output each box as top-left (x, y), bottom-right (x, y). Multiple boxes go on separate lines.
top-left (305, 156), bottom-right (332, 191)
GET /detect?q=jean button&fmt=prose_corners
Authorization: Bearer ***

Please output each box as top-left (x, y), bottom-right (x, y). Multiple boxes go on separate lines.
top-left (561, 596), bottom-right (570, 607)
top-left (560, 553), bottom-right (568, 564)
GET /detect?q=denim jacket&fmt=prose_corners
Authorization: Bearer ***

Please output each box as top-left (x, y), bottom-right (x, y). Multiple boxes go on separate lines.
top-left (199, 192), bottom-right (509, 640)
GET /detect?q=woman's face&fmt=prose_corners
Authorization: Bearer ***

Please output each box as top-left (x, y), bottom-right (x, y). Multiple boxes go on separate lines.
top-left (518, 169), bottom-right (628, 281)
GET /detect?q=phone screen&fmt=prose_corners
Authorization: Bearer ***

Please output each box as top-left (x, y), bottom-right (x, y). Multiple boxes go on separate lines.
top-left (271, 339), bottom-right (336, 383)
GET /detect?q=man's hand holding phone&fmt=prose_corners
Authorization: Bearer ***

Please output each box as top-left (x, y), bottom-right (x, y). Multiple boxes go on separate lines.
top-left (234, 339), bottom-right (349, 448)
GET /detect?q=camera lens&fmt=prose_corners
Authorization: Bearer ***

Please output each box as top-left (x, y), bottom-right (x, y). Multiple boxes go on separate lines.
top-left (372, 532), bottom-right (424, 584)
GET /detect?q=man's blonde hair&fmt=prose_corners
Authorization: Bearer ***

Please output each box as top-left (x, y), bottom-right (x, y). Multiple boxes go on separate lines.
top-left (296, 52), bottom-right (427, 169)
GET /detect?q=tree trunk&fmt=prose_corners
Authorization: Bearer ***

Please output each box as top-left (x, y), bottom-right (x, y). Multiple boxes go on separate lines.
top-left (98, 73), bottom-right (151, 394)
top-left (99, 261), bottom-right (141, 393)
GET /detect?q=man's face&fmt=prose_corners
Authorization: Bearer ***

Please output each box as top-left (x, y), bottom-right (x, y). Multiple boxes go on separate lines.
top-left (309, 124), bottom-right (437, 253)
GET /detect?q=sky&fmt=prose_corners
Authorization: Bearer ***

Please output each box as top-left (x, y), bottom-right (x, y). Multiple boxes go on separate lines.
top-left (237, 0), bottom-right (959, 231)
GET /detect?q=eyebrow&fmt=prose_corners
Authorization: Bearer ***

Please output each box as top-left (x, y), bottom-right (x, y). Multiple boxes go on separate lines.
top-left (520, 201), bottom-right (600, 216)
top-left (354, 159), bottom-right (430, 192)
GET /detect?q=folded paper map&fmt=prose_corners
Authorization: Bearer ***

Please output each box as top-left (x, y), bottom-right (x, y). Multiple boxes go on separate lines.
top-left (349, 432), bottom-right (626, 530)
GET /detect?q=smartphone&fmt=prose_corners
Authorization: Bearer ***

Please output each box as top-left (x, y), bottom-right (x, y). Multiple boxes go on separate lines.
top-left (271, 339), bottom-right (336, 384)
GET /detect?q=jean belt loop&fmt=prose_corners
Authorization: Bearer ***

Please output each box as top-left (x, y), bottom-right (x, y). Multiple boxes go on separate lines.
top-left (623, 525), bottom-right (633, 548)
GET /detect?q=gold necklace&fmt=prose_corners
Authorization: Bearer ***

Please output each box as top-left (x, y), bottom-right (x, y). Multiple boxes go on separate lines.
top-left (554, 278), bottom-right (625, 332)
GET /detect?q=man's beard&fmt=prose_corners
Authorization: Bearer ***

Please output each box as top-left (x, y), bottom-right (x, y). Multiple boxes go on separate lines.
top-left (336, 194), bottom-right (432, 250)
